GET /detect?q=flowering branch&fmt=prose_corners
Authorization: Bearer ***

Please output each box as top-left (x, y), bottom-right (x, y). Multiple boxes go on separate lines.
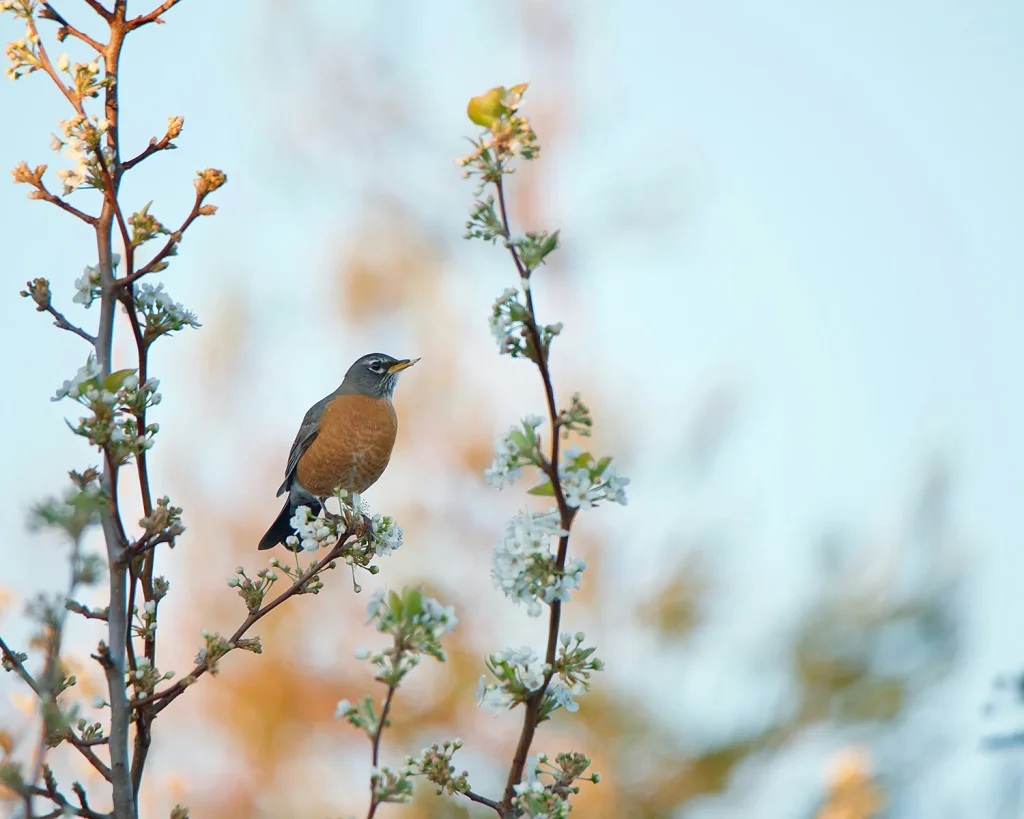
top-left (0, 2), bottom-right (233, 816)
top-left (335, 586), bottom-right (460, 816)
top-left (454, 83), bottom-right (622, 818)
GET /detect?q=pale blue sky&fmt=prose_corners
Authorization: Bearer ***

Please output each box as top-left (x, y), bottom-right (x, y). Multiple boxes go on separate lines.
top-left (1, 1), bottom-right (1022, 815)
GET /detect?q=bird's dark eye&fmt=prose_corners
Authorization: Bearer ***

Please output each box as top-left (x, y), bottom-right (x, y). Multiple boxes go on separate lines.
top-left (368, 360), bottom-right (385, 374)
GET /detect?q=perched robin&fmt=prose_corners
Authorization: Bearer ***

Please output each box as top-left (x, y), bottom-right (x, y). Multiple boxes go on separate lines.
top-left (257, 352), bottom-right (419, 551)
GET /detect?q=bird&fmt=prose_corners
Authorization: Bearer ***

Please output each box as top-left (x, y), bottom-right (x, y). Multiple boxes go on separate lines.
top-left (257, 352), bottom-right (419, 551)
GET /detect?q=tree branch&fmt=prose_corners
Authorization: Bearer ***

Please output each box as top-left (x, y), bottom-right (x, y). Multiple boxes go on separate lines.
top-left (122, 133), bottom-right (176, 171)
top-left (118, 195), bottom-right (203, 287)
top-left (82, 0), bottom-right (113, 21)
top-left (23, 14), bottom-right (87, 116)
top-left (464, 790), bottom-right (502, 813)
top-left (365, 684), bottom-right (398, 819)
top-left (26, 184), bottom-right (97, 225)
top-left (26, 783), bottom-right (107, 819)
top-left (65, 732), bottom-right (113, 781)
top-left (0, 635), bottom-right (43, 697)
top-left (39, 3), bottom-right (106, 52)
top-left (127, 0), bottom-right (183, 29)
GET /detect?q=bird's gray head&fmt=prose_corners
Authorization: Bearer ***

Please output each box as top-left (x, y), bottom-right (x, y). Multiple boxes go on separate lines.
top-left (340, 353), bottom-right (419, 399)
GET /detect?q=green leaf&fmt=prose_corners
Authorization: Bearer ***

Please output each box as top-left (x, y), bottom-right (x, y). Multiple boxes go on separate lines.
top-left (402, 587), bottom-right (423, 617)
top-left (594, 456), bottom-right (612, 477)
top-left (467, 86), bottom-right (508, 127)
top-left (103, 368), bottom-right (136, 393)
top-left (527, 481), bottom-right (555, 496)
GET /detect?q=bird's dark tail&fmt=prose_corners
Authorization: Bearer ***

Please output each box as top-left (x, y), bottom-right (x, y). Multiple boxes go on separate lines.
top-left (257, 496), bottom-right (323, 551)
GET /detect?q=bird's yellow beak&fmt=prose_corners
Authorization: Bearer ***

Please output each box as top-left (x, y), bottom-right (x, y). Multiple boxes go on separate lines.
top-left (388, 357), bottom-right (420, 374)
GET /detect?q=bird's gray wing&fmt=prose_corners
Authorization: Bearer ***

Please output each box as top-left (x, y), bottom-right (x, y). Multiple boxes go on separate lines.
top-left (276, 392), bottom-right (337, 496)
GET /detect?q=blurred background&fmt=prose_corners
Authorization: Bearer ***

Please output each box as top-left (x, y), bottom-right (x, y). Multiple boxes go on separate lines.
top-left (1, 1), bottom-right (1023, 817)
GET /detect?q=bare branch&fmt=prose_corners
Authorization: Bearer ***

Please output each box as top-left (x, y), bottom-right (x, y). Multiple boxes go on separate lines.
top-left (39, 3), bottom-right (106, 52)
top-left (127, 0), bottom-right (183, 29)
top-left (464, 790), bottom-right (502, 813)
top-left (26, 783), bottom-right (107, 819)
top-left (122, 131), bottom-right (177, 171)
top-left (82, 0), bottom-right (113, 21)
top-left (27, 185), bottom-right (97, 225)
top-left (365, 685), bottom-right (398, 819)
top-left (0, 635), bottom-right (43, 697)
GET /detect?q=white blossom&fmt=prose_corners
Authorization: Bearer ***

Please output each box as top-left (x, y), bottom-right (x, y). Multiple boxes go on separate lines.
top-left (476, 675), bottom-right (514, 715)
top-left (366, 587), bottom-right (386, 623)
top-left (72, 265), bottom-right (100, 307)
top-left (491, 510), bottom-right (582, 616)
top-left (547, 682), bottom-right (579, 713)
top-left (484, 427), bottom-right (522, 487)
top-left (52, 355), bottom-right (101, 401)
top-left (600, 463), bottom-right (630, 505)
top-left (563, 468), bottom-right (601, 510)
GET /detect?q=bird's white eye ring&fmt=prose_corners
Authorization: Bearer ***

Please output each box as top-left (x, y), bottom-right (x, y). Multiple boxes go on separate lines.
top-left (368, 360), bottom-right (385, 374)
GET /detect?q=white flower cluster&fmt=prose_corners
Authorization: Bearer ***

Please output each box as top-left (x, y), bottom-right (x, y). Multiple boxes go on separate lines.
top-left (512, 778), bottom-right (570, 819)
top-left (489, 287), bottom-right (518, 348)
top-left (476, 646), bottom-right (548, 714)
top-left (560, 444), bottom-right (630, 508)
top-left (485, 427), bottom-right (522, 487)
top-left (285, 492), bottom-right (404, 562)
top-left (51, 357), bottom-right (162, 452)
top-left (73, 262), bottom-right (102, 307)
top-left (365, 587), bottom-right (458, 640)
top-left (484, 415), bottom-right (543, 488)
top-left (286, 504), bottom-right (340, 553)
top-left (491, 510), bottom-right (583, 617)
top-left (489, 287), bottom-right (530, 356)
top-left (52, 354), bottom-right (102, 402)
top-left (369, 514), bottom-right (403, 556)
top-left (50, 114), bottom-right (109, 196)
top-left (133, 282), bottom-right (200, 337)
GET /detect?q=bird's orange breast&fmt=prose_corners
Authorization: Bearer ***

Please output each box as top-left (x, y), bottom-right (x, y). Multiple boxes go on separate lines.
top-left (295, 394), bottom-right (398, 497)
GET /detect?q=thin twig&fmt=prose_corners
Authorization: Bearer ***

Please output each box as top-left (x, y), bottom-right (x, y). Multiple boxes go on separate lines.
top-left (118, 196), bottom-right (203, 287)
top-left (464, 790), bottom-right (502, 813)
top-left (29, 298), bottom-right (97, 343)
top-left (365, 685), bottom-right (398, 819)
top-left (23, 14), bottom-right (87, 116)
top-left (82, 0), bottom-right (112, 21)
top-left (0, 635), bottom-right (43, 696)
top-left (27, 535), bottom-right (85, 804)
top-left (27, 184), bottom-right (97, 225)
top-left (46, 308), bottom-right (96, 343)
top-left (39, 3), bottom-right (106, 51)
top-left (127, 0), bottom-right (183, 28)
top-left (122, 133), bottom-right (175, 171)
top-left (65, 733), bottom-right (113, 781)
top-left (26, 783), bottom-right (106, 819)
